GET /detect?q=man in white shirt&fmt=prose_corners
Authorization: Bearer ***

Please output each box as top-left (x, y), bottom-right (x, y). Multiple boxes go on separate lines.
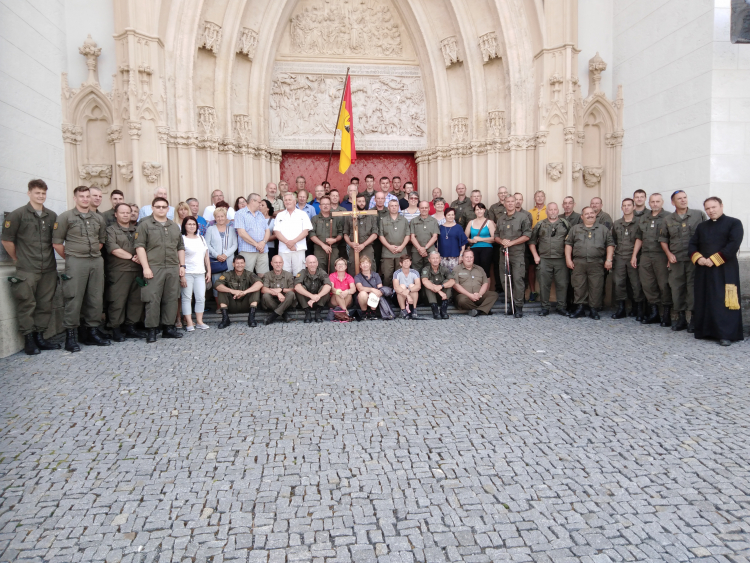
top-left (273, 193), bottom-right (312, 275)
top-left (202, 189), bottom-right (235, 222)
top-left (137, 186), bottom-right (175, 222)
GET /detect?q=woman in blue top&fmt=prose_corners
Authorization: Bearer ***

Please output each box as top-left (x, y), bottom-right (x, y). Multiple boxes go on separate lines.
top-left (438, 208), bottom-right (468, 272)
top-left (464, 203), bottom-right (495, 277)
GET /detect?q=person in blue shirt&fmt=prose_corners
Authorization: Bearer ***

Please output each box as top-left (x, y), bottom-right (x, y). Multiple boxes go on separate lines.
top-left (310, 185), bottom-right (326, 215)
top-left (296, 190), bottom-right (316, 220)
top-left (187, 198), bottom-right (208, 236)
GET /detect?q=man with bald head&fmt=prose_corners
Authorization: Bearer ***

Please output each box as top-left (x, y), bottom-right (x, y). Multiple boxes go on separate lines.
top-left (265, 182), bottom-right (283, 213)
top-left (294, 255), bottom-right (332, 323)
top-left (451, 183), bottom-right (472, 227)
top-left (429, 187), bottom-right (443, 215)
top-left (137, 186), bottom-right (175, 222)
top-left (311, 184), bottom-right (327, 215)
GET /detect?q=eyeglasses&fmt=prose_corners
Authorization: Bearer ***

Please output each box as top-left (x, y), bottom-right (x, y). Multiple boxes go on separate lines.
top-left (153, 205), bottom-right (168, 209)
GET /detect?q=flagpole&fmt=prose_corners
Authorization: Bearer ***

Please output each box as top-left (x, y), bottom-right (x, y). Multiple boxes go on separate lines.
top-left (324, 66), bottom-right (350, 184)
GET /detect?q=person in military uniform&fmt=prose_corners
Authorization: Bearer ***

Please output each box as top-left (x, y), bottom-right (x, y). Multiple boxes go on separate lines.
top-left (610, 198), bottom-right (644, 320)
top-left (361, 175), bottom-right (377, 208)
top-left (590, 197), bottom-right (613, 229)
top-left (2, 179), bottom-right (60, 355)
top-left (134, 196), bottom-right (185, 343)
top-left (104, 203), bottom-right (148, 341)
top-left (528, 202), bottom-right (570, 317)
top-left (421, 251), bottom-right (455, 319)
top-left (410, 201), bottom-right (440, 273)
top-left (294, 255), bottom-right (332, 323)
top-left (215, 254), bottom-right (264, 329)
top-left (309, 196), bottom-right (343, 273)
top-left (494, 195), bottom-right (531, 317)
top-left (631, 193), bottom-right (672, 326)
top-left (659, 190), bottom-right (707, 332)
top-left (633, 189), bottom-right (649, 217)
top-left (379, 199), bottom-right (410, 287)
top-left (262, 254), bottom-right (296, 325)
top-left (565, 207), bottom-right (615, 319)
top-left (488, 186), bottom-right (508, 292)
top-left (562, 196), bottom-right (581, 226)
top-left (343, 194), bottom-right (379, 275)
top-left (450, 183), bottom-right (473, 227)
top-left (51, 186), bottom-right (110, 351)
top-left (452, 249), bottom-right (499, 316)
top-left (101, 190), bottom-right (125, 227)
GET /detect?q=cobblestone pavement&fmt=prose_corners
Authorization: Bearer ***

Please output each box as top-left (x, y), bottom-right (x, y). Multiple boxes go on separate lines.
top-left (1, 315), bottom-right (748, 563)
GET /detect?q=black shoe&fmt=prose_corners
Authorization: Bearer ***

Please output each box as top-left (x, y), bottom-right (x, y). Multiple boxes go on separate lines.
top-left (78, 326), bottom-right (89, 345)
top-left (719, 339), bottom-right (732, 347)
top-left (660, 306), bottom-right (672, 327)
top-left (635, 301), bottom-right (645, 322)
top-left (96, 327), bottom-right (112, 341)
top-left (33, 331), bottom-right (60, 350)
top-left (410, 309), bottom-right (420, 320)
top-left (556, 308), bottom-right (568, 316)
top-left (123, 324), bottom-right (148, 339)
top-left (314, 307), bottom-right (324, 323)
top-left (146, 328), bottom-right (157, 343)
top-left (304, 309), bottom-right (312, 324)
top-left (590, 308), bottom-right (600, 320)
top-left (505, 305), bottom-right (514, 316)
top-left (87, 327), bottom-right (111, 346)
top-left (642, 305), bottom-right (660, 325)
top-left (611, 300), bottom-right (627, 319)
top-left (64, 329), bottom-right (81, 352)
top-left (687, 311), bottom-right (695, 334)
top-left (282, 311), bottom-right (292, 323)
top-left (430, 304), bottom-right (440, 319)
top-left (161, 325), bottom-right (183, 339)
top-left (440, 301), bottom-right (449, 319)
top-left (528, 292), bottom-right (537, 302)
top-left (218, 309), bottom-right (231, 329)
top-left (111, 327), bottom-right (126, 343)
top-left (249, 307), bottom-right (258, 327)
top-left (538, 309), bottom-right (550, 317)
top-left (672, 311), bottom-right (687, 332)
top-left (468, 309), bottom-right (479, 317)
top-left (24, 334), bottom-right (40, 355)
top-left (265, 312), bottom-right (279, 326)
top-left (628, 305), bottom-right (638, 317)
top-left (514, 307), bottom-right (523, 319)
top-left (569, 305), bottom-right (587, 319)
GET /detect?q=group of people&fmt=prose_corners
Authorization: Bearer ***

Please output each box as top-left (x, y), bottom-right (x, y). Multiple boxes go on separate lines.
top-left (2, 175), bottom-right (744, 356)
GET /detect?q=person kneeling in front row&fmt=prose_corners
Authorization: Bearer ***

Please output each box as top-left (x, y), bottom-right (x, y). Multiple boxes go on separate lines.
top-left (294, 255), bottom-right (332, 323)
top-left (262, 254), bottom-right (296, 325)
top-left (452, 249), bottom-right (499, 317)
top-left (393, 254), bottom-right (422, 319)
top-left (215, 255), bottom-right (264, 329)
top-left (421, 250), bottom-right (454, 319)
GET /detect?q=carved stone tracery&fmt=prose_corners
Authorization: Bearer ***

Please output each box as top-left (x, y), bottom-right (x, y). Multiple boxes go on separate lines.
top-left (198, 21), bottom-right (222, 55)
top-left (486, 110), bottom-right (505, 138)
top-left (479, 32), bottom-right (499, 63)
top-left (198, 106), bottom-right (217, 135)
top-left (441, 36), bottom-right (460, 68)
top-left (451, 117), bottom-right (468, 144)
top-left (233, 115), bottom-right (252, 140)
top-left (236, 28), bottom-right (258, 59)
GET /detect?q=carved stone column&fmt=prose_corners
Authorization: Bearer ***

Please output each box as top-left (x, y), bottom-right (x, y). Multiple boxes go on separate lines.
top-left (564, 126), bottom-right (575, 195)
top-left (535, 130), bottom-right (548, 193)
top-left (127, 120), bottom-right (143, 205)
top-left (62, 124), bottom-right (82, 191)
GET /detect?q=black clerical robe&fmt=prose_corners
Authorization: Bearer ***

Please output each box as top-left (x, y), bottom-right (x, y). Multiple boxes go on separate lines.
top-left (688, 214), bottom-right (744, 342)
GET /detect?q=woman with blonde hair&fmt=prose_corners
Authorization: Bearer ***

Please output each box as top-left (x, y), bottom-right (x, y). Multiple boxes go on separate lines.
top-left (175, 201), bottom-right (191, 223)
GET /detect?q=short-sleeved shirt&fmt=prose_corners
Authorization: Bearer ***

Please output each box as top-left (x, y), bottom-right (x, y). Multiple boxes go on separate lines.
top-left (378, 214), bottom-right (410, 258)
top-left (2, 203), bottom-right (57, 273)
top-left (594, 211), bottom-right (614, 230)
top-left (421, 264), bottom-right (453, 286)
top-left (438, 224), bottom-right (468, 258)
top-left (450, 198), bottom-right (472, 226)
top-left (297, 203), bottom-right (317, 220)
top-left (611, 217), bottom-right (639, 258)
top-left (134, 215), bottom-right (184, 267)
top-left (329, 272), bottom-right (355, 292)
top-left (52, 208), bottom-right (106, 258)
top-left (234, 208), bottom-right (270, 253)
top-left (310, 214), bottom-right (343, 245)
top-left (263, 269), bottom-right (294, 290)
top-left (215, 269), bottom-right (262, 291)
top-left (529, 206), bottom-right (547, 227)
top-left (563, 212), bottom-right (581, 227)
top-left (273, 208), bottom-right (313, 253)
top-left (565, 223), bottom-right (615, 263)
top-left (368, 192), bottom-right (398, 209)
top-left (634, 210), bottom-right (669, 254)
top-left (105, 223), bottom-right (140, 273)
top-left (452, 264), bottom-right (487, 293)
top-left (494, 212), bottom-right (532, 256)
top-left (487, 203), bottom-right (507, 223)
top-left (271, 197), bottom-right (285, 214)
top-left (409, 215), bottom-right (440, 253)
top-left (394, 268), bottom-right (420, 287)
top-left (295, 267), bottom-right (332, 294)
top-left (529, 218), bottom-right (569, 259)
top-left (343, 214), bottom-right (378, 246)
top-left (658, 209), bottom-right (707, 261)
top-left (354, 272), bottom-right (383, 289)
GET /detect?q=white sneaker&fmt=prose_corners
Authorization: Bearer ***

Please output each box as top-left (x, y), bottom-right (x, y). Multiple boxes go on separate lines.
top-left (185, 325), bottom-right (195, 332)
top-left (196, 323), bottom-right (210, 330)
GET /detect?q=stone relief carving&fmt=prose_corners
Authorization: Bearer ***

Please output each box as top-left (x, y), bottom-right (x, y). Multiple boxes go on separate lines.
top-left (549, 73), bottom-right (563, 102)
top-left (79, 164), bottom-right (112, 189)
top-left (441, 37), bottom-right (460, 68)
top-left (577, 130), bottom-right (585, 145)
top-left (233, 115), bottom-right (252, 140)
top-left (142, 162), bottom-right (163, 183)
top-left (535, 131), bottom-right (548, 146)
top-left (486, 110), bottom-right (505, 138)
top-left (572, 162), bottom-right (583, 180)
top-left (479, 32), bottom-right (499, 63)
top-left (546, 162), bottom-right (563, 182)
top-left (583, 166), bottom-right (603, 188)
top-left (564, 127), bottom-right (576, 143)
top-left (157, 126), bottom-right (170, 143)
top-left (62, 124), bottom-right (83, 144)
top-left (198, 106), bottom-right (217, 135)
top-left (107, 125), bottom-right (122, 144)
top-left (509, 135), bottom-right (536, 150)
top-left (451, 118), bottom-right (468, 144)
top-left (605, 131), bottom-right (624, 147)
top-left (198, 21), bottom-right (222, 55)
top-left (79, 35), bottom-right (102, 86)
top-left (589, 52), bottom-right (607, 93)
top-left (290, 0), bottom-right (402, 57)
top-left (237, 28), bottom-right (258, 59)
top-left (128, 120), bottom-right (142, 139)
top-left (117, 161), bottom-right (133, 182)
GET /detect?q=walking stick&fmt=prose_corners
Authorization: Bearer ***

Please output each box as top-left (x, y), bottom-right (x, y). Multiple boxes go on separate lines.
top-left (504, 249), bottom-right (508, 314)
top-left (505, 248), bottom-right (515, 315)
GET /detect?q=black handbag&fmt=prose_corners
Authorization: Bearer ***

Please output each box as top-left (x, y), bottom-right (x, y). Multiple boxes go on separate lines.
top-left (209, 233), bottom-right (229, 274)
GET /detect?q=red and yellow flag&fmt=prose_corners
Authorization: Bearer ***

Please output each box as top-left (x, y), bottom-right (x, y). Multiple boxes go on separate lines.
top-left (336, 76), bottom-right (356, 174)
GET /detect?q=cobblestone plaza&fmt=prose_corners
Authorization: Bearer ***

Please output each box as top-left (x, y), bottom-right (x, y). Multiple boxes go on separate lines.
top-left (0, 315), bottom-right (748, 563)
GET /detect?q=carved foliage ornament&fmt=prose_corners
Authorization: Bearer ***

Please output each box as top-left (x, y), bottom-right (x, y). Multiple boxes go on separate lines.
top-left (583, 166), bottom-right (603, 188)
top-left (441, 36), bottom-right (460, 68)
top-left (62, 124), bottom-right (83, 144)
top-left (451, 117), bottom-right (468, 144)
top-left (479, 32), bottom-right (499, 63)
top-left (546, 162), bottom-right (563, 182)
top-left (589, 52), bottom-right (607, 93)
top-left (572, 162), bottom-right (583, 180)
top-left (117, 161), bottom-right (133, 182)
top-left (142, 162), bottom-right (162, 183)
top-left (80, 164), bottom-right (112, 188)
top-left (198, 21), bottom-right (222, 55)
top-left (233, 115), bottom-right (252, 140)
top-left (107, 125), bottom-right (122, 144)
top-left (198, 106), bottom-right (217, 135)
top-left (486, 111), bottom-right (504, 138)
top-left (237, 28), bottom-right (258, 59)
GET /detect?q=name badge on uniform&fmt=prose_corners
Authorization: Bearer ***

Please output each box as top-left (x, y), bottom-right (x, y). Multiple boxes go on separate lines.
top-left (651, 221), bottom-right (655, 228)
top-left (682, 223), bottom-right (686, 227)
top-left (624, 230), bottom-right (628, 235)
top-left (588, 232), bottom-right (592, 238)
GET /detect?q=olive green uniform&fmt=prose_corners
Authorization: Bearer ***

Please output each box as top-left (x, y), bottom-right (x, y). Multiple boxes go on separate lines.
top-left (294, 267), bottom-right (332, 308)
top-left (529, 218), bottom-right (570, 313)
top-left (487, 203), bottom-right (506, 223)
top-left (2, 203), bottom-right (58, 335)
top-left (362, 190), bottom-right (376, 209)
top-left (310, 214), bottom-right (343, 273)
top-left (215, 269), bottom-right (262, 313)
top-left (634, 210), bottom-right (671, 306)
top-left (658, 209), bottom-right (706, 312)
top-left (52, 209), bottom-right (106, 329)
top-left (134, 215), bottom-right (184, 328)
top-left (452, 264), bottom-right (499, 313)
top-left (105, 223), bottom-right (144, 328)
top-left (611, 218), bottom-right (643, 303)
top-left (563, 211), bottom-right (581, 226)
top-left (343, 214), bottom-right (378, 275)
top-left (409, 215), bottom-right (440, 272)
top-left (378, 214), bottom-right (410, 287)
top-left (487, 203), bottom-right (507, 289)
top-left (594, 211), bottom-right (614, 230)
top-left (421, 264), bottom-right (453, 304)
top-left (102, 208), bottom-right (117, 227)
top-left (565, 223), bottom-right (615, 310)
top-left (450, 198), bottom-right (473, 228)
top-left (262, 269), bottom-right (296, 315)
top-left (494, 212), bottom-right (531, 309)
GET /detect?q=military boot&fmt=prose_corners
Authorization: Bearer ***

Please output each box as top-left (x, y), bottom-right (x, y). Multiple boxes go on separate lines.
top-left (110, 327), bottom-right (126, 342)
top-left (660, 306), bottom-right (672, 327)
top-left (672, 311), bottom-right (687, 331)
top-left (24, 334), bottom-right (40, 355)
top-left (569, 305), bottom-right (587, 319)
top-left (265, 312), bottom-right (279, 325)
top-left (642, 305), bottom-right (660, 324)
top-left (635, 301), bottom-right (645, 322)
top-left (611, 300), bottom-right (626, 319)
top-left (440, 301), bottom-right (449, 319)
top-left (304, 309), bottom-right (313, 323)
top-left (590, 308), bottom-right (601, 320)
top-left (430, 303), bottom-right (440, 319)
top-left (218, 309), bottom-right (231, 329)
top-left (146, 328), bottom-right (157, 343)
top-left (248, 307), bottom-right (258, 327)
top-left (65, 329), bottom-right (81, 352)
top-left (123, 324), bottom-right (148, 339)
top-left (162, 325), bottom-right (183, 338)
top-left (33, 332), bottom-right (60, 350)
top-left (314, 306), bottom-right (324, 323)
top-left (514, 306), bottom-right (523, 319)
top-left (687, 311), bottom-right (696, 334)
top-left (87, 327), bottom-right (111, 346)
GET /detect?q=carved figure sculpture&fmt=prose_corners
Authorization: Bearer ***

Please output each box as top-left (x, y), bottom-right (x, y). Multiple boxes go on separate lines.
top-left (572, 162), bottom-right (583, 180)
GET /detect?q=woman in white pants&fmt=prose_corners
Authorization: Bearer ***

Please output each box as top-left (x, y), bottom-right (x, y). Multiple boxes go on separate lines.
top-left (180, 217), bottom-right (211, 331)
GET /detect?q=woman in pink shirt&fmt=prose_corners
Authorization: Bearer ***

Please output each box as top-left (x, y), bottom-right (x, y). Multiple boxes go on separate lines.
top-left (329, 257), bottom-right (356, 309)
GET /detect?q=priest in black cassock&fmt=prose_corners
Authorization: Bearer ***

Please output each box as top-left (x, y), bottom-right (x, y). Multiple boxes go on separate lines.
top-left (688, 197), bottom-right (744, 346)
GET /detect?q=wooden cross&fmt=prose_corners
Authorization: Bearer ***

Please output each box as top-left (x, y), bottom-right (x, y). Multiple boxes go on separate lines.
top-left (332, 207), bottom-right (378, 274)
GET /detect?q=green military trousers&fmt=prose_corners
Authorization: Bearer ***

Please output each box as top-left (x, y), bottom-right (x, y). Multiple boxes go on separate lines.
top-left (313, 248), bottom-right (339, 275)
top-left (571, 260), bottom-right (605, 310)
top-left (347, 246), bottom-right (375, 276)
top-left (537, 257), bottom-right (568, 312)
top-left (261, 293), bottom-right (296, 315)
top-left (141, 266), bottom-right (180, 328)
top-left (499, 250), bottom-right (525, 308)
top-left (10, 269), bottom-right (58, 335)
top-left (218, 290), bottom-right (260, 314)
top-left (456, 291), bottom-right (499, 314)
top-left (668, 260), bottom-right (695, 312)
top-left (425, 287), bottom-right (452, 304)
top-left (612, 257), bottom-right (643, 302)
top-left (638, 252), bottom-right (672, 306)
top-left (62, 255), bottom-right (104, 329)
top-left (107, 270), bottom-right (144, 328)
top-left (296, 292), bottom-right (330, 309)
top-left (380, 257), bottom-right (400, 288)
